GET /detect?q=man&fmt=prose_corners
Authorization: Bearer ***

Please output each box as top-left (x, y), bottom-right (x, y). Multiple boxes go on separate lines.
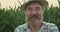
top-left (14, 0), bottom-right (59, 32)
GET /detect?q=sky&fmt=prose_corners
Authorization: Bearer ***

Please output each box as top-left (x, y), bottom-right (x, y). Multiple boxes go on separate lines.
top-left (0, 0), bottom-right (59, 9)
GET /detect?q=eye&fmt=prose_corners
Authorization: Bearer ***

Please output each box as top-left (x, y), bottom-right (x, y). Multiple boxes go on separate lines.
top-left (35, 7), bottom-right (40, 11)
top-left (27, 7), bottom-right (33, 11)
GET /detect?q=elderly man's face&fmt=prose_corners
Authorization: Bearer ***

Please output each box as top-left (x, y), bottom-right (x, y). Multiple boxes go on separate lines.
top-left (25, 2), bottom-right (43, 24)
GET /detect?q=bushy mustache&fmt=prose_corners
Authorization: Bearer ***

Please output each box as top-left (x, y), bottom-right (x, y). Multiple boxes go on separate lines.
top-left (30, 14), bottom-right (40, 19)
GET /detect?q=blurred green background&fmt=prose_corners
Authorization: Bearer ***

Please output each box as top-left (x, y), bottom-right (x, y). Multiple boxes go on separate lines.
top-left (0, 0), bottom-right (60, 32)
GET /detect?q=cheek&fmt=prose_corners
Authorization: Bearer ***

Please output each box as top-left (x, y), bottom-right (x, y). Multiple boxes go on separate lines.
top-left (26, 11), bottom-right (31, 17)
top-left (37, 11), bottom-right (43, 16)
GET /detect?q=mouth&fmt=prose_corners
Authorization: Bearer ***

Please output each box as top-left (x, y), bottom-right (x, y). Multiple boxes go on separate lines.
top-left (29, 16), bottom-right (40, 21)
top-left (31, 16), bottom-right (39, 19)
top-left (28, 15), bottom-right (41, 21)
top-left (31, 17), bottom-right (37, 19)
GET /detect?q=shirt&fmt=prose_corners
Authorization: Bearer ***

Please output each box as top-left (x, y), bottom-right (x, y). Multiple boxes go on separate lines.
top-left (14, 21), bottom-right (59, 32)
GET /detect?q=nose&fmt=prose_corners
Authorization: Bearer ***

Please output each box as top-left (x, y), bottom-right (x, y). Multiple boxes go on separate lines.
top-left (32, 10), bottom-right (36, 15)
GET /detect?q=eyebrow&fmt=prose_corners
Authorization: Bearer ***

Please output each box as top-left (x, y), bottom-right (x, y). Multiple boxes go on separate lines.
top-left (35, 7), bottom-right (40, 8)
top-left (35, 7), bottom-right (41, 9)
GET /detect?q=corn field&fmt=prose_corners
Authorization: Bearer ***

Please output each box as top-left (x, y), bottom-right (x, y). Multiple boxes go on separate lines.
top-left (0, 0), bottom-right (60, 32)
